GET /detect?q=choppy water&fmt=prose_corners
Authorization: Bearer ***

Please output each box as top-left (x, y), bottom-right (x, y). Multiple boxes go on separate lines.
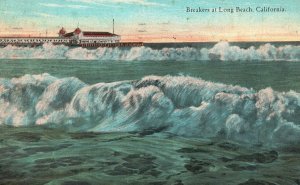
top-left (1, 126), bottom-right (299, 185)
top-left (1, 42), bottom-right (300, 184)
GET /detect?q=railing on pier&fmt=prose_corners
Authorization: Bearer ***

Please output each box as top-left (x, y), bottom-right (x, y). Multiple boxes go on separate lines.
top-left (80, 42), bottom-right (144, 48)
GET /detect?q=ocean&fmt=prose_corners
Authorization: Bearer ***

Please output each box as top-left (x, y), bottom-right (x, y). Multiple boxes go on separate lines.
top-left (0, 42), bottom-right (300, 185)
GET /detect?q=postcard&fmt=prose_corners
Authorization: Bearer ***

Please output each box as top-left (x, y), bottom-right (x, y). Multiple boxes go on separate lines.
top-left (0, 0), bottom-right (299, 184)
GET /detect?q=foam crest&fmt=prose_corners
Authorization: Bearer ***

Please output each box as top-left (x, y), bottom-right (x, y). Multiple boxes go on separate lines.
top-left (0, 74), bottom-right (300, 147)
top-left (0, 42), bottom-right (300, 61)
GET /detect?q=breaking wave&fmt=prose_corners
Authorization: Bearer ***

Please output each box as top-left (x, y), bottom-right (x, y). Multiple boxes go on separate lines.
top-left (1, 73), bottom-right (300, 147)
top-left (0, 42), bottom-right (300, 61)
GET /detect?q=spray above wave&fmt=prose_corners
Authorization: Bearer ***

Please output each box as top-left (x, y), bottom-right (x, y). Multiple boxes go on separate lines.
top-left (0, 42), bottom-right (300, 61)
top-left (1, 74), bottom-right (300, 147)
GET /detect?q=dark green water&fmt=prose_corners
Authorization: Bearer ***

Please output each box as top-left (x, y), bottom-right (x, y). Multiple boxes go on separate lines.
top-left (0, 59), bottom-right (300, 92)
top-left (2, 126), bottom-right (299, 185)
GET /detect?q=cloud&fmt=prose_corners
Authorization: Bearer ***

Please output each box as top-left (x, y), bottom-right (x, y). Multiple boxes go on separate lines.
top-left (40, 3), bottom-right (91, 9)
top-left (40, 3), bottom-right (63, 8)
top-left (0, 10), bottom-right (17, 15)
top-left (66, 0), bottom-right (165, 6)
top-left (35, 12), bottom-right (57, 18)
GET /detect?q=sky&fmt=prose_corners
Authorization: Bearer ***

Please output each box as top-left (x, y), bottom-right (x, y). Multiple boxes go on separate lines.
top-left (0, 0), bottom-right (299, 42)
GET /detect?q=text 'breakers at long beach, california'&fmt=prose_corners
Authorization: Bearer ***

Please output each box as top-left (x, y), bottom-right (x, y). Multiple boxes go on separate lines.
top-left (186, 6), bottom-right (286, 13)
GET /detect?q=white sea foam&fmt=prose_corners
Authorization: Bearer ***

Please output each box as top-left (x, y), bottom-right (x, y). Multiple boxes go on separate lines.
top-left (1, 74), bottom-right (300, 147)
top-left (0, 42), bottom-right (300, 61)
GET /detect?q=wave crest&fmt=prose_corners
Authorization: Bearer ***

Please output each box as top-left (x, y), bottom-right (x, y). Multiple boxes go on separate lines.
top-left (1, 74), bottom-right (300, 147)
top-left (0, 42), bottom-right (300, 61)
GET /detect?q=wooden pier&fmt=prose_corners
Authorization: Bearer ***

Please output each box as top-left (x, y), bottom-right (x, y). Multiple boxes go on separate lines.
top-left (0, 42), bottom-right (144, 48)
top-left (79, 42), bottom-right (143, 48)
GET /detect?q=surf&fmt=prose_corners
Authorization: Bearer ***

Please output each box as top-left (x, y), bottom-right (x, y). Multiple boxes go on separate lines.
top-left (1, 74), bottom-right (300, 148)
top-left (0, 42), bottom-right (300, 61)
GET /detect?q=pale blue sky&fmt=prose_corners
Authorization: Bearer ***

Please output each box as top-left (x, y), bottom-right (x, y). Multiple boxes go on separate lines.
top-left (0, 0), bottom-right (299, 42)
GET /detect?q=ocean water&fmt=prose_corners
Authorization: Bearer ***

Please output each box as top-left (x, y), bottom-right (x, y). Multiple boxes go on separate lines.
top-left (0, 42), bottom-right (300, 185)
